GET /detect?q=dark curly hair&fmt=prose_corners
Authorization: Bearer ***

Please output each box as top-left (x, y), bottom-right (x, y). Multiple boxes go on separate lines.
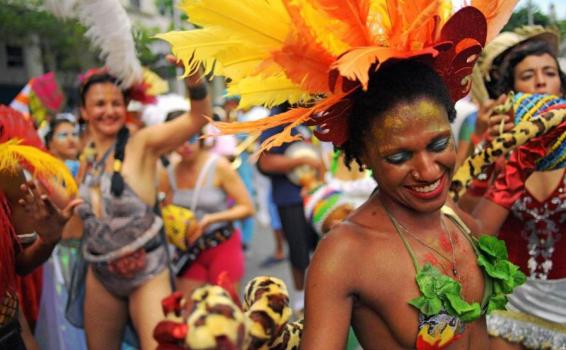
top-left (80, 72), bottom-right (127, 106)
top-left (339, 60), bottom-right (456, 171)
top-left (495, 39), bottom-right (566, 97)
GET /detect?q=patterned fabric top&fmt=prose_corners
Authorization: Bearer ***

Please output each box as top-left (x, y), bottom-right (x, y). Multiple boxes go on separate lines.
top-left (499, 174), bottom-right (566, 280)
top-left (513, 93), bottom-right (566, 171)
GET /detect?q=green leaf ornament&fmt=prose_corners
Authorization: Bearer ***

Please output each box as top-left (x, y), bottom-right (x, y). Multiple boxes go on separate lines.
top-left (476, 236), bottom-right (526, 314)
top-left (408, 236), bottom-right (526, 323)
top-left (478, 235), bottom-right (508, 260)
top-left (410, 264), bottom-right (480, 320)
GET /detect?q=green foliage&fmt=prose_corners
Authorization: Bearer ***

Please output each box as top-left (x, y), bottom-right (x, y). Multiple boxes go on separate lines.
top-left (0, 1), bottom-right (100, 72)
top-left (155, 0), bottom-right (174, 17)
top-left (503, 5), bottom-right (551, 32)
top-left (133, 25), bottom-right (161, 66)
top-left (501, 4), bottom-right (566, 40)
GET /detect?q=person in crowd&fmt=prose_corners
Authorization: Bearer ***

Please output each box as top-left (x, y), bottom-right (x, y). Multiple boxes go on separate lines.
top-left (302, 60), bottom-right (509, 349)
top-left (44, 113), bottom-right (81, 176)
top-left (259, 189), bottom-right (286, 267)
top-left (69, 67), bottom-right (209, 350)
top-left (35, 113), bottom-right (86, 349)
top-left (469, 36), bottom-right (566, 350)
top-left (257, 108), bottom-right (323, 313)
top-left (159, 122), bottom-right (253, 298)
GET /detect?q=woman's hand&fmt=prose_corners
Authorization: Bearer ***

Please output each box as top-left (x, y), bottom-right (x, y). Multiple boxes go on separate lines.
top-left (487, 94), bottom-right (514, 138)
top-left (18, 181), bottom-right (82, 245)
top-left (187, 214), bottom-right (214, 245)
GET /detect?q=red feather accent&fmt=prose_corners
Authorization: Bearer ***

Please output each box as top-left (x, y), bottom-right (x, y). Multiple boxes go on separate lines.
top-left (307, 98), bottom-right (353, 146)
top-left (0, 105), bottom-right (44, 149)
top-left (211, 91), bottom-right (350, 151)
top-left (128, 82), bottom-right (157, 105)
top-left (275, 0), bottom-right (336, 93)
top-left (0, 193), bottom-right (17, 301)
top-left (312, 0), bottom-right (371, 46)
top-left (272, 40), bottom-right (334, 94)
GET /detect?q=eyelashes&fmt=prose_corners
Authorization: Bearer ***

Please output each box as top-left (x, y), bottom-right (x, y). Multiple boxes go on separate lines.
top-left (384, 136), bottom-right (451, 165)
top-left (385, 152), bottom-right (411, 164)
top-left (428, 137), bottom-right (450, 152)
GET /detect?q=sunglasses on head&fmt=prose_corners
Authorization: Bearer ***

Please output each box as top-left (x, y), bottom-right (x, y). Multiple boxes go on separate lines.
top-left (54, 130), bottom-right (80, 140)
top-left (54, 113), bottom-right (77, 123)
top-left (187, 135), bottom-right (200, 145)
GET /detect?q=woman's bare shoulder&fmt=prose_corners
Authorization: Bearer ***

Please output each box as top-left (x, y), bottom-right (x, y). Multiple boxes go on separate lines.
top-left (313, 214), bottom-right (393, 269)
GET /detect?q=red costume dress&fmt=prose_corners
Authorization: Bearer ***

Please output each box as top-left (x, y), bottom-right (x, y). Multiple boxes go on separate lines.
top-left (485, 130), bottom-right (566, 349)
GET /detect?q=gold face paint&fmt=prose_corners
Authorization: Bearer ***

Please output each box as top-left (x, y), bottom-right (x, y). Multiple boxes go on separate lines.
top-left (362, 97), bottom-right (456, 214)
top-left (370, 99), bottom-right (450, 157)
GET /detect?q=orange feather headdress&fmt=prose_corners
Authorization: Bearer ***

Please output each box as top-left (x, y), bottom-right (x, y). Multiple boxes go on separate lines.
top-left (158, 0), bottom-right (517, 151)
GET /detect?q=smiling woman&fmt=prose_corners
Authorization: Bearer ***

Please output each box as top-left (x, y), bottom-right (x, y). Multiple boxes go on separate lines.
top-left (68, 68), bottom-right (210, 350)
top-left (297, 60), bottom-right (512, 350)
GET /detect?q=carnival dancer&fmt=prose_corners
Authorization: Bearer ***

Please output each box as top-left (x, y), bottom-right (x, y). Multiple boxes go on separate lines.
top-left (69, 68), bottom-right (209, 350)
top-left (0, 105), bottom-right (80, 349)
top-left (153, 1), bottom-right (524, 349)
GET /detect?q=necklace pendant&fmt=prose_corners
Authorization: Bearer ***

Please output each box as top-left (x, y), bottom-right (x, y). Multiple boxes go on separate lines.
top-left (452, 267), bottom-right (458, 277)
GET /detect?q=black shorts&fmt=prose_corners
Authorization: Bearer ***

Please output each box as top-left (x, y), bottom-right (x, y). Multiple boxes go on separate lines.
top-left (277, 203), bottom-right (318, 271)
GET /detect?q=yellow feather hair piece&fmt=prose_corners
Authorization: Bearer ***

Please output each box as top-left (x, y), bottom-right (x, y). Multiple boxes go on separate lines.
top-left (159, 0), bottom-right (517, 148)
top-left (179, 0), bottom-right (290, 47)
top-left (215, 46), bottom-right (272, 81)
top-left (155, 28), bottom-right (242, 76)
top-left (227, 75), bottom-right (312, 110)
top-left (0, 140), bottom-right (77, 195)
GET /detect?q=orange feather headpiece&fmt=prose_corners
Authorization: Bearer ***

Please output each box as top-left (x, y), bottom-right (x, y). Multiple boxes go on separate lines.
top-left (158, 0), bottom-right (517, 150)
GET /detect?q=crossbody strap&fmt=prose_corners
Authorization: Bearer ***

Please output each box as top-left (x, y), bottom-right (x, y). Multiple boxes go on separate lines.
top-left (190, 154), bottom-right (219, 212)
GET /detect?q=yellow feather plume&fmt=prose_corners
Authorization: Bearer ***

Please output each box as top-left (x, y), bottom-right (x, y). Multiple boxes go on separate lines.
top-left (0, 140), bottom-right (77, 195)
top-left (155, 28), bottom-right (241, 76)
top-left (214, 46), bottom-right (271, 81)
top-left (228, 75), bottom-right (312, 110)
top-left (179, 0), bottom-right (290, 47)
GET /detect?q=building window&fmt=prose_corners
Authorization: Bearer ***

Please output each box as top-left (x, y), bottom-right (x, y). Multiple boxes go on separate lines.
top-left (130, 0), bottom-right (141, 10)
top-left (6, 45), bottom-right (24, 68)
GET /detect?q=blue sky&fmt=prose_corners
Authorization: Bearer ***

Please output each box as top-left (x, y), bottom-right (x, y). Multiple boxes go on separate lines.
top-left (520, 0), bottom-right (566, 19)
